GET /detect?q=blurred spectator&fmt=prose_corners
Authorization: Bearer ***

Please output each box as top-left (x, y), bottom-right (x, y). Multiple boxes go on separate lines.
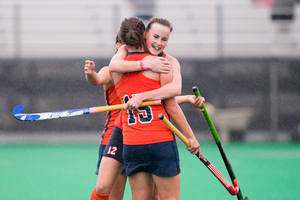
top-left (128, 0), bottom-right (155, 24)
top-left (254, 0), bottom-right (299, 7)
top-left (253, 0), bottom-right (274, 7)
top-left (291, 122), bottom-right (300, 141)
top-left (271, 0), bottom-right (295, 20)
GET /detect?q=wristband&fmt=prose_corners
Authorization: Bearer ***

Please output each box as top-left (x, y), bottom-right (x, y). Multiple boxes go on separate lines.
top-left (140, 60), bottom-right (144, 70)
top-left (137, 61), bottom-right (142, 71)
top-left (184, 95), bottom-right (190, 103)
top-left (141, 61), bottom-right (148, 70)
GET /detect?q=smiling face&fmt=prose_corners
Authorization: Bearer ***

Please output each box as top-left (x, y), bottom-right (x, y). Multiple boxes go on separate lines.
top-left (144, 23), bottom-right (171, 56)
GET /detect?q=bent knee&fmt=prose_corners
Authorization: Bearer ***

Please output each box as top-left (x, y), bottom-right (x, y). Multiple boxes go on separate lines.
top-left (95, 184), bottom-right (111, 194)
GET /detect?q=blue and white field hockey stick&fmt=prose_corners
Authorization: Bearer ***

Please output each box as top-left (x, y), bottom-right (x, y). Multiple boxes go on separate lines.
top-left (13, 100), bottom-right (161, 121)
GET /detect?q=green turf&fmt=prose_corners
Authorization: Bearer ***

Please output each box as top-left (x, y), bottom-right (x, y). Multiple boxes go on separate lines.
top-left (1, 142), bottom-right (300, 199)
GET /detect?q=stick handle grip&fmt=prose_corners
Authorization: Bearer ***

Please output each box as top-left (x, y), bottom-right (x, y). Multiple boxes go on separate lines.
top-left (93, 100), bottom-right (162, 113)
top-left (158, 113), bottom-right (190, 147)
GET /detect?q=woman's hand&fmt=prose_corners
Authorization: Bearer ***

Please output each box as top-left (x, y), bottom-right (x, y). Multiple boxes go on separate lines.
top-left (84, 60), bottom-right (95, 75)
top-left (186, 96), bottom-right (205, 112)
top-left (147, 57), bottom-right (171, 74)
top-left (124, 95), bottom-right (143, 110)
top-left (187, 137), bottom-right (201, 158)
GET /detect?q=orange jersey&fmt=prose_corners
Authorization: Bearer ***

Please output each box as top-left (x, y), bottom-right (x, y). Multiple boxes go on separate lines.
top-left (115, 52), bottom-right (174, 145)
top-left (114, 109), bottom-right (123, 130)
top-left (159, 51), bottom-right (167, 58)
top-left (100, 85), bottom-right (121, 145)
top-left (114, 52), bottom-right (165, 131)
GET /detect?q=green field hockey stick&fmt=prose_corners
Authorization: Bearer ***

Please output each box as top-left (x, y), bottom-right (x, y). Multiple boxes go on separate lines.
top-left (192, 86), bottom-right (248, 200)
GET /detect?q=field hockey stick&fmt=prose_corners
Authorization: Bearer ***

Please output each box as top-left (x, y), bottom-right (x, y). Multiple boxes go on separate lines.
top-left (192, 86), bottom-right (248, 200)
top-left (13, 100), bottom-right (161, 121)
top-left (158, 114), bottom-right (239, 196)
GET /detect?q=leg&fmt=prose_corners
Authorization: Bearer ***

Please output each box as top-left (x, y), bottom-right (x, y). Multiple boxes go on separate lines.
top-left (152, 174), bottom-right (180, 200)
top-left (109, 173), bottom-right (127, 200)
top-left (128, 172), bottom-right (154, 200)
top-left (151, 184), bottom-right (161, 200)
top-left (95, 156), bottom-right (124, 195)
top-left (94, 126), bottom-right (125, 198)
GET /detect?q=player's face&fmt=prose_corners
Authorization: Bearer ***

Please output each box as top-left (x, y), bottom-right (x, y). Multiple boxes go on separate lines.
top-left (144, 23), bottom-right (171, 56)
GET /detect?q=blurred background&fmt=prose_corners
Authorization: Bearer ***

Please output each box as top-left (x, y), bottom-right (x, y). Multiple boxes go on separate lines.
top-left (1, 0), bottom-right (300, 143)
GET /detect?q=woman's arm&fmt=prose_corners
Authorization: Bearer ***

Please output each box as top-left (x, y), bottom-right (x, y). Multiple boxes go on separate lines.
top-left (109, 45), bottom-right (171, 73)
top-left (175, 95), bottom-right (205, 111)
top-left (158, 65), bottom-right (201, 157)
top-left (84, 60), bottom-right (111, 86)
top-left (164, 98), bottom-right (201, 157)
top-left (124, 55), bottom-right (182, 110)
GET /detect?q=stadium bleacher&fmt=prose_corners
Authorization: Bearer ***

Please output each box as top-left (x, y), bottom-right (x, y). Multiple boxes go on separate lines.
top-left (0, 0), bottom-right (299, 58)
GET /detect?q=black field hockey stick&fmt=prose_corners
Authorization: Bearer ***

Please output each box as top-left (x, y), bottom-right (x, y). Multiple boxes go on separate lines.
top-left (13, 100), bottom-right (161, 121)
top-left (158, 114), bottom-right (239, 196)
top-left (192, 86), bottom-right (248, 200)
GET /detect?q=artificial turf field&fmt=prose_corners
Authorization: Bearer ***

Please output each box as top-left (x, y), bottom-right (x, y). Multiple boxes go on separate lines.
top-left (1, 142), bottom-right (300, 200)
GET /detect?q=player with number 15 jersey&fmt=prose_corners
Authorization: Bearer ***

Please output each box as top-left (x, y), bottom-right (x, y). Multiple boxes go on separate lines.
top-left (115, 52), bottom-right (175, 146)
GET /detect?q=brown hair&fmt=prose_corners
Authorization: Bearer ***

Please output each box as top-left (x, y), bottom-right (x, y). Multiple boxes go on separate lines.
top-left (120, 16), bottom-right (145, 50)
top-left (146, 17), bottom-right (173, 33)
top-left (115, 31), bottom-right (123, 45)
top-left (115, 31), bottom-right (123, 54)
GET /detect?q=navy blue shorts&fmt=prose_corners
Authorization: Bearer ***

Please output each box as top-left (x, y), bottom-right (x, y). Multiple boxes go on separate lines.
top-left (123, 140), bottom-right (181, 177)
top-left (103, 126), bottom-right (124, 162)
top-left (95, 144), bottom-right (106, 175)
top-left (103, 126), bottom-right (126, 174)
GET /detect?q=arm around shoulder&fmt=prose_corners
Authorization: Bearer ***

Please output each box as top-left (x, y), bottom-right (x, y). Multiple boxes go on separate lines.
top-left (123, 55), bottom-right (182, 110)
top-left (109, 45), bottom-right (133, 72)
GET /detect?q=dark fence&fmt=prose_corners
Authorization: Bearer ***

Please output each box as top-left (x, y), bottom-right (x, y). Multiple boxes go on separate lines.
top-left (1, 57), bottom-right (299, 137)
